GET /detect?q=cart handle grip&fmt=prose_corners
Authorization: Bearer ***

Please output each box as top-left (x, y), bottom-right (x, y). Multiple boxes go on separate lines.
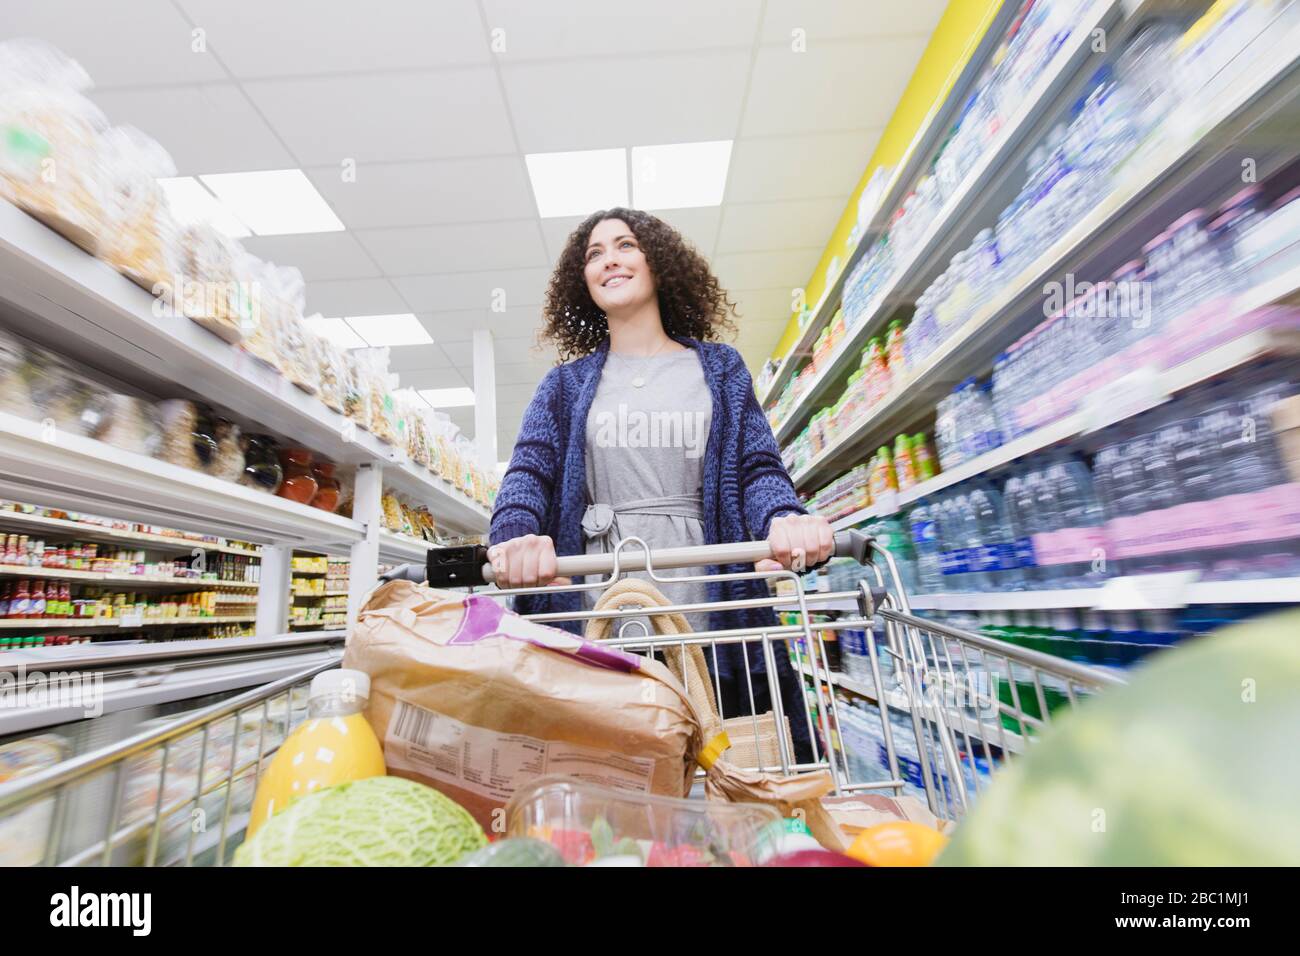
top-left (382, 529), bottom-right (876, 588)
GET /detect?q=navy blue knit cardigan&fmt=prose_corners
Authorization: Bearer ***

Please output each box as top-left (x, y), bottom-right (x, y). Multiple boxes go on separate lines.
top-left (491, 334), bottom-right (813, 757)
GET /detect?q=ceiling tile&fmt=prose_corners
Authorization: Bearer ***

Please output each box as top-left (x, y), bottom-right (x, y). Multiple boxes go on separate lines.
top-left (502, 51), bottom-right (750, 153)
top-left (384, 343), bottom-right (456, 374)
top-left (240, 232), bottom-right (381, 282)
top-left (90, 84), bottom-right (296, 175)
top-left (6, 0), bottom-right (228, 88)
top-left (759, 0), bottom-right (949, 43)
top-left (495, 361), bottom-right (554, 387)
top-left (713, 249), bottom-right (822, 292)
top-left (177, 0), bottom-right (490, 77)
top-left (647, 207), bottom-right (721, 257)
top-left (423, 308), bottom-right (543, 343)
top-left (393, 269), bottom-right (550, 313)
top-left (716, 197), bottom-right (846, 253)
top-left (730, 287), bottom-right (800, 324)
top-left (482, 0), bottom-right (761, 58)
top-left (741, 37), bottom-right (929, 137)
top-left (725, 129), bottom-right (879, 203)
top-left (305, 277), bottom-right (408, 316)
top-left (394, 365), bottom-right (469, 390)
top-left (305, 157), bottom-right (537, 229)
top-left (355, 221), bottom-right (548, 276)
top-left (243, 69), bottom-right (516, 164)
top-left (439, 335), bottom-right (552, 368)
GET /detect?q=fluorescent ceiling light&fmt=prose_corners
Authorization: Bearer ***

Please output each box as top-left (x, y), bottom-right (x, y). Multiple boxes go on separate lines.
top-left (525, 148), bottom-right (627, 218)
top-left (199, 169), bottom-right (344, 236)
top-left (631, 140), bottom-right (732, 210)
top-left (305, 316), bottom-right (367, 349)
top-left (419, 387), bottom-right (475, 408)
top-left (158, 176), bottom-right (251, 238)
top-left (344, 313), bottom-right (432, 347)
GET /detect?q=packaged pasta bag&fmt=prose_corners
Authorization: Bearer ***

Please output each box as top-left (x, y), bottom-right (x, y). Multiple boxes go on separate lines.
top-left (341, 347), bottom-right (366, 425)
top-left (312, 322), bottom-right (346, 413)
top-left (395, 389), bottom-right (431, 467)
top-left (0, 40), bottom-right (110, 254)
top-left (26, 348), bottom-right (111, 438)
top-left (236, 255), bottom-right (289, 369)
top-left (380, 492), bottom-right (404, 532)
top-left (454, 436), bottom-right (476, 494)
top-left (179, 226), bottom-right (253, 344)
top-left (98, 126), bottom-right (182, 297)
top-left (280, 310), bottom-right (320, 395)
top-left (355, 348), bottom-right (400, 444)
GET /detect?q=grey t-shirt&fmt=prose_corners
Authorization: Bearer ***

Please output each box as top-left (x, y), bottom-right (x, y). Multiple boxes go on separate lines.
top-left (583, 348), bottom-right (713, 632)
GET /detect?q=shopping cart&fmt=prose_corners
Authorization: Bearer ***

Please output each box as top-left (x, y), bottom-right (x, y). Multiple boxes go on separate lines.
top-left (0, 530), bottom-right (1121, 865)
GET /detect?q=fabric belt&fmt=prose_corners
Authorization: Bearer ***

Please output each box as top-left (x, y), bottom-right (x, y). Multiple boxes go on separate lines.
top-left (581, 494), bottom-right (704, 553)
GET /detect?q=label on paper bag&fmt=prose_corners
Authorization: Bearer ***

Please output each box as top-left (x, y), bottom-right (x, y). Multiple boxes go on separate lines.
top-left (385, 699), bottom-right (654, 802)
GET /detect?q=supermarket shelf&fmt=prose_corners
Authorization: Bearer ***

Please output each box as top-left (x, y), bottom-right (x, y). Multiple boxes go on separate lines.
top-left (769, 0), bottom-right (1125, 439)
top-left (0, 509), bottom-right (260, 556)
top-left (792, 22), bottom-right (1300, 489)
top-left (798, 662), bottom-right (1028, 755)
top-left (0, 628), bottom-right (343, 668)
top-left (0, 411), bottom-right (366, 553)
top-left (756, 0), bottom-right (1025, 409)
top-left (908, 576), bottom-right (1300, 611)
top-left (290, 622), bottom-right (346, 631)
top-left (291, 569), bottom-right (328, 577)
top-left (0, 615), bottom-right (255, 631)
top-left (0, 564), bottom-right (259, 590)
top-left (378, 529), bottom-right (432, 565)
top-left (827, 315), bottom-right (1300, 529)
top-left (383, 460), bottom-right (491, 535)
top-left (0, 198), bottom-right (489, 535)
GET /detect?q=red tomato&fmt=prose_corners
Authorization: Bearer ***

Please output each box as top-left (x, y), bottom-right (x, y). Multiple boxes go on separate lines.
top-left (549, 829), bottom-right (595, 866)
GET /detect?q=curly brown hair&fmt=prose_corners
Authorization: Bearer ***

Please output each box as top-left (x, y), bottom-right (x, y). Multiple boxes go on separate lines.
top-left (540, 208), bottom-right (737, 360)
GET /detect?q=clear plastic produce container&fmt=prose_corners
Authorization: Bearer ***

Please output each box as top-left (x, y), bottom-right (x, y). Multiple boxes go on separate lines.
top-left (505, 776), bottom-right (781, 867)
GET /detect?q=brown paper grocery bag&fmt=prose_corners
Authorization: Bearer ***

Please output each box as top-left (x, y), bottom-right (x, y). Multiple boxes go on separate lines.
top-left (344, 580), bottom-right (703, 831)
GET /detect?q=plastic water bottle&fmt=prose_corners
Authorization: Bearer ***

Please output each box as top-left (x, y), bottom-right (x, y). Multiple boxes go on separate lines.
top-left (1003, 473), bottom-right (1037, 589)
top-left (909, 502), bottom-right (943, 594)
top-left (967, 482), bottom-right (1020, 589)
top-left (1048, 458), bottom-right (1109, 587)
top-left (935, 494), bottom-right (967, 592)
top-left (1028, 467), bottom-right (1063, 585)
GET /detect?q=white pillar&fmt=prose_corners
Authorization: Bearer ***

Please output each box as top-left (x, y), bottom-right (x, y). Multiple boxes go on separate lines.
top-left (255, 545), bottom-right (291, 637)
top-left (472, 328), bottom-right (498, 472)
top-left (348, 461), bottom-right (384, 626)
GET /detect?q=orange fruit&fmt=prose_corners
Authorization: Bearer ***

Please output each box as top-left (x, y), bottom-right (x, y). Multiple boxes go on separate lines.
top-left (846, 821), bottom-right (948, 867)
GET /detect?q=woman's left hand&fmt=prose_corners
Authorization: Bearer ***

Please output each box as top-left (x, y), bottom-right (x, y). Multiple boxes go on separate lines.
top-left (764, 513), bottom-right (834, 573)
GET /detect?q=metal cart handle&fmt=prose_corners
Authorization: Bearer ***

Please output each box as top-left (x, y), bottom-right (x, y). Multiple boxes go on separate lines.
top-left (382, 529), bottom-right (874, 588)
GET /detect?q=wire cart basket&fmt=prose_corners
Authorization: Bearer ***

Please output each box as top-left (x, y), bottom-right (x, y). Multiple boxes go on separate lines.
top-left (0, 530), bottom-right (1122, 865)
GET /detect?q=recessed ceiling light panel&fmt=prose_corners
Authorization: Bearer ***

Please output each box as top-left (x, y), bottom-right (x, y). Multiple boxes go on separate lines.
top-left (199, 169), bottom-right (344, 236)
top-left (344, 313), bottom-right (433, 347)
top-left (419, 387), bottom-right (476, 408)
top-left (631, 140), bottom-right (732, 210)
top-left (525, 148), bottom-right (628, 218)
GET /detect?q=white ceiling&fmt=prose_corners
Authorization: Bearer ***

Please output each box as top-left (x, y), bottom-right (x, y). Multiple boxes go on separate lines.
top-left (5, 0), bottom-right (947, 457)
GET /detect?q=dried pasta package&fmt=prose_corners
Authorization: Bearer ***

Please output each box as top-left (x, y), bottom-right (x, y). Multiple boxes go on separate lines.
top-left (0, 40), bottom-right (110, 254)
top-left (341, 348), bottom-right (366, 424)
top-left (93, 394), bottom-right (161, 457)
top-left (280, 310), bottom-right (319, 395)
top-left (0, 326), bottom-right (33, 417)
top-left (310, 321), bottom-right (345, 412)
top-left (156, 399), bottom-right (218, 473)
top-left (235, 256), bottom-right (288, 368)
top-left (394, 389), bottom-right (429, 466)
top-left (380, 492), bottom-right (404, 532)
top-left (98, 126), bottom-right (181, 296)
top-left (180, 226), bottom-right (252, 344)
top-left (354, 348), bottom-right (399, 443)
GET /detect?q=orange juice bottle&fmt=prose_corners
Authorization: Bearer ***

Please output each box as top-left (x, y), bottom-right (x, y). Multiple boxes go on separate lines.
top-left (894, 434), bottom-right (918, 491)
top-left (247, 669), bottom-right (386, 836)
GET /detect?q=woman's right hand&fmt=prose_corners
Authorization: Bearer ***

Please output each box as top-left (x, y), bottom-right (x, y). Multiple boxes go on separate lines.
top-left (486, 534), bottom-right (566, 588)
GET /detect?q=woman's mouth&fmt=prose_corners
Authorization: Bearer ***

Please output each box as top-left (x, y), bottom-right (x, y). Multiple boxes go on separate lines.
top-left (602, 274), bottom-right (632, 288)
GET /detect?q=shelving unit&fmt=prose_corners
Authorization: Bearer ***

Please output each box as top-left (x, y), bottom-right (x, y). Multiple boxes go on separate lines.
top-left (787, 14), bottom-right (1300, 488)
top-left (0, 615), bottom-right (255, 631)
top-left (0, 509), bottom-right (260, 556)
top-left (770, 0), bottom-right (1127, 441)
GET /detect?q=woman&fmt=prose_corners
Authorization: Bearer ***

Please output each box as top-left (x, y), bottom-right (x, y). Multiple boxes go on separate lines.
top-left (489, 208), bottom-right (833, 763)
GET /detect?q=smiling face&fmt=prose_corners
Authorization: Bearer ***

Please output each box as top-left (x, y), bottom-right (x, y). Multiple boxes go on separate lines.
top-left (583, 218), bottom-right (656, 314)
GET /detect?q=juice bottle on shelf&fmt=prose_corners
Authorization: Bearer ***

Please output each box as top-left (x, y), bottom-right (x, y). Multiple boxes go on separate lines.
top-left (247, 668), bottom-right (387, 837)
top-left (869, 446), bottom-right (899, 499)
top-left (912, 433), bottom-right (938, 481)
top-left (894, 434), bottom-right (918, 491)
top-left (0, 582), bottom-right (10, 617)
top-left (885, 320), bottom-right (907, 373)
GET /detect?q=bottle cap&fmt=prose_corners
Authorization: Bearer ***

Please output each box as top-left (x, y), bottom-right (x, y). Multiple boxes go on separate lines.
top-left (310, 668), bottom-right (370, 703)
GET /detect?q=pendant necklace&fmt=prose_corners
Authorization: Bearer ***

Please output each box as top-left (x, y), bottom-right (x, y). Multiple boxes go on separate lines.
top-left (613, 337), bottom-right (670, 388)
